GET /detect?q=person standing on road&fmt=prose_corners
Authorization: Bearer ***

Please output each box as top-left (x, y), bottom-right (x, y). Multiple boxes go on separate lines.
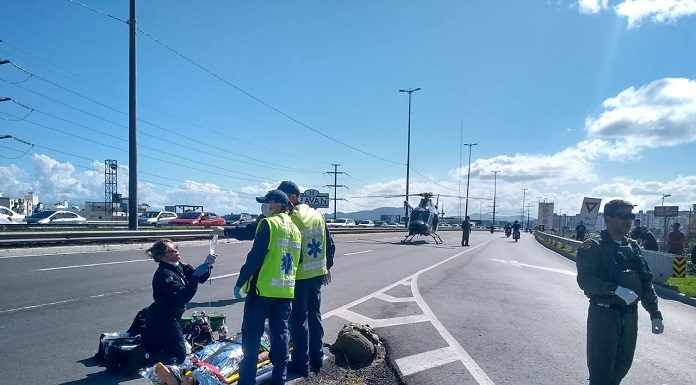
top-left (576, 200), bottom-right (664, 385)
top-left (275, 181), bottom-right (335, 376)
top-left (667, 223), bottom-right (685, 255)
top-left (640, 227), bottom-right (659, 251)
top-left (143, 240), bottom-right (216, 365)
top-left (234, 190), bottom-right (302, 385)
top-left (575, 221), bottom-right (587, 241)
top-left (630, 218), bottom-right (642, 241)
top-left (461, 216), bottom-right (472, 247)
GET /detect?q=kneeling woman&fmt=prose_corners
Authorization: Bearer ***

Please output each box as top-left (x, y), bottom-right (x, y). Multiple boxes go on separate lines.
top-left (143, 239), bottom-right (215, 364)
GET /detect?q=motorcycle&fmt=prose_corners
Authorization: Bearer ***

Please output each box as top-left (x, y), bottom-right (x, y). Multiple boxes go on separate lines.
top-left (513, 229), bottom-right (520, 242)
top-left (505, 227), bottom-right (512, 238)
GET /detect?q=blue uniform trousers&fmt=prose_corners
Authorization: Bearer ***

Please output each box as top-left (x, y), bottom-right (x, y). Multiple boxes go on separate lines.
top-left (289, 275), bottom-right (325, 371)
top-left (238, 294), bottom-right (292, 385)
top-left (143, 306), bottom-right (186, 365)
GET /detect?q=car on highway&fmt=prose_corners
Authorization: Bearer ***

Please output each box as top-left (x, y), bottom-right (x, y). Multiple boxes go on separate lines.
top-left (138, 210), bottom-right (178, 226)
top-left (223, 213), bottom-right (255, 226)
top-left (169, 211), bottom-right (226, 226)
top-left (0, 206), bottom-right (25, 224)
top-left (357, 220), bottom-right (375, 227)
top-left (327, 218), bottom-right (356, 227)
top-left (23, 210), bottom-right (87, 225)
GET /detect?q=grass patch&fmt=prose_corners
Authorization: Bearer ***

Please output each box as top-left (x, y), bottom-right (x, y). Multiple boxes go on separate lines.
top-left (666, 275), bottom-right (696, 297)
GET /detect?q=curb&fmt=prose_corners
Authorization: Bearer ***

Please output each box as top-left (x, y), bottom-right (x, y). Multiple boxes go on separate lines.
top-left (533, 235), bottom-right (696, 308)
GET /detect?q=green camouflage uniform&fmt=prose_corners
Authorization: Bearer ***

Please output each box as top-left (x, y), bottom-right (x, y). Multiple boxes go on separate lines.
top-left (576, 229), bottom-right (662, 385)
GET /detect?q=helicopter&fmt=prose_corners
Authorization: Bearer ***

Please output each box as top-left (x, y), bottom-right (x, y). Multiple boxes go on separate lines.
top-left (402, 192), bottom-right (443, 244)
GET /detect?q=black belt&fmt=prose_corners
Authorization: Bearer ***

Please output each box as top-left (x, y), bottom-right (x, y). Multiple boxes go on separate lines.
top-left (594, 302), bottom-right (637, 312)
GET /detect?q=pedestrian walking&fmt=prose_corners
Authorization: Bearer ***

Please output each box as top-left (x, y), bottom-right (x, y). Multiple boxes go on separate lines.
top-left (275, 181), bottom-right (335, 376)
top-left (461, 216), bottom-right (472, 246)
top-left (667, 223), bottom-right (685, 255)
top-left (576, 199), bottom-right (663, 385)
top-left (233, 190), bottom-right (302, 385)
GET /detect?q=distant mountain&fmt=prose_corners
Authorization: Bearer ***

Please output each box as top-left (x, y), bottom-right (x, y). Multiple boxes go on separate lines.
top-left (324, 207), bottom-right (404, 221)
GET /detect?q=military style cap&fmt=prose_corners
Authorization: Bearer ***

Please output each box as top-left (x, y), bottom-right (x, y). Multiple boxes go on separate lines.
top-left (603, 199), bottom-right (635, 216)
top-left (256, 190), bottom-right (289, 205)
top-left (277, 181), bottom-right (301, 196)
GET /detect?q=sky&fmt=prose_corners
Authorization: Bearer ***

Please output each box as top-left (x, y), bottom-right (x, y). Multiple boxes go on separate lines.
top-left (1, 0), bottom-right (696, 219)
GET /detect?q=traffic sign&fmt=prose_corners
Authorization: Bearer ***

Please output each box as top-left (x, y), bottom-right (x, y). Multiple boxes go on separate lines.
top-left (301, 189), bottom-right (330, 208)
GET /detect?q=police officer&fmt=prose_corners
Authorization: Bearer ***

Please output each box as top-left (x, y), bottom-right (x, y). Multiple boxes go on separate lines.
top-left (275, 181), bottom-right (335, 376)
top-left (576, 200), bottom-right (664, 385)
top-left (461, 216), bottom-right (472, 247)
top-left (143, 239), bottom-right (216, 364)
top-left (234, 190), bottom-right (302, 385)
top-left (575, 220), bottom-right (587, 241)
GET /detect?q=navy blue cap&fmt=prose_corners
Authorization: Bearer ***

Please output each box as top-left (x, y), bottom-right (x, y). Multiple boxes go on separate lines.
top-left (277, 181), bottom-right (301, 196)
top-left (256, 190), bottom-right (289, 205)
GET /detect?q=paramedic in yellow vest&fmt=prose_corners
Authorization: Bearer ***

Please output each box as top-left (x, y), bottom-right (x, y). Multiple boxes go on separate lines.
top-left (233, 189), bottom-right (302, 385)
top-left (276, 181), bottom-right (335, 376)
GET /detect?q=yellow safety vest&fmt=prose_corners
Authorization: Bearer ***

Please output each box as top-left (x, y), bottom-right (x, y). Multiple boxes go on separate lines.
top-left (243, 213), bottom-right (301, 298)
top-left (291, 204), bottom-right (329, 280)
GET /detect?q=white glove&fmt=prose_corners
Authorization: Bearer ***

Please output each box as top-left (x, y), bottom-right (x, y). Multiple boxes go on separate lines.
top-left (651, 319), bottom-right (664, 334)
top-left (614, 286), bottom-right (639, 305)
top-left (211, 226), bottom-right (225, 237)
top-left (205, 254), bottom-right (217, 266)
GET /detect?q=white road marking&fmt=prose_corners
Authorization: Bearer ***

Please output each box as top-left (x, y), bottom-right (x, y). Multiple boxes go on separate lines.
top-left (324, 242), bottom-right (495, 384)
top-left (89, 291), bottom-right (132, 298)
top-left (0, 298), bottom-right (79, 314)
top-left (343, 249), bottom-right (374, 256)
top-left (210, 273), bottom-right (239, 281)
top-left (488, 259), bottom-right (577, 276)
top-left (32, 259), bottom-right (151, 271)
top-left (395, 347), bottom-right (459, 376)
top-left (374, 293), bottom-right (416, 303)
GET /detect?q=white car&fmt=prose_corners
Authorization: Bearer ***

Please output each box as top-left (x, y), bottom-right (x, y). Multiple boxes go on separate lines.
top-left (357, 220), bottom-right (375, 227)
top-left (0, 206), bottom-right (25, 224)
top-left (138, 210), bottom-right (178, 225)
top-left (327, 218), bottom-right (356, 227)
top-left (23, 210), bottom-right (87, 225)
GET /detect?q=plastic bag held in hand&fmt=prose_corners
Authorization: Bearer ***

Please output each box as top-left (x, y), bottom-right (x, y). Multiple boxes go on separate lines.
top-left (614, 286), bottom-right (639, 305)
top-left (651, 319), bottom-right (664, 334)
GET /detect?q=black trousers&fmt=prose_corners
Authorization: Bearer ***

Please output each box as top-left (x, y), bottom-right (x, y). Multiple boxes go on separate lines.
top-left (586, 303), bottom-right (638, 385)
top-left (143, 306), bottom-right (186, 365)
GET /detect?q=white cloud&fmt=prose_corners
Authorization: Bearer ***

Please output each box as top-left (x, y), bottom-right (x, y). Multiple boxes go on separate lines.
top-left (576, 0), bottom-right (696, 27)
top-left (578, 0), bottom-right (609, 14)
top-left (585, 78), bottom-right (696, 154)
top-left (615, 0), bottom-right (696, 28)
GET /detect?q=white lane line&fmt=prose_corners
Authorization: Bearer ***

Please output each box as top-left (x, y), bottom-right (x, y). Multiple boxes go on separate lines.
top-left (343, 249), bottom-right (374, 256)
top-left (0, 299), bottom-right (79, 314)
top-left (488, 259), bottom-right (576, 276)
top-left (374, 293), bottom-right (416, 303)
top-left (334, 309), bottom-right (374, 325)
top-left (395, 347), bottom-right (459, 377)
top-left (89, 291), bottom-right (132, 298)
top-left (335, 309), bottom-right (429, 328)
top-left (31, 259), bottom-right (151, 271)
top-left (411, 274), bottom-right (495, 384)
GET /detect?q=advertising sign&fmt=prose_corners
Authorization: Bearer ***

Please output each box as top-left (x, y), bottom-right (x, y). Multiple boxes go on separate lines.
top-left (538, 202), bottom-right (554, 229)
top-left (579, 197), bottom-right (602, 230)
top-left (654, 206), bottom-right (679, 217)
top-left (301, 189), bottom-right (330, 208)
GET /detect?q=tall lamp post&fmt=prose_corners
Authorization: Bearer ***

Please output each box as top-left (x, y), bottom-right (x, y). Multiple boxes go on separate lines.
top-left (491, 170), bottom-right (500, 231)
top-left (399, 87), bottom-right (421, 228)
top-left (661, 193), bottom-right (671, 240)
top-left (463, 143), bottom-right (477, 220)
top-left (521, 188), bottom-right (528, 225)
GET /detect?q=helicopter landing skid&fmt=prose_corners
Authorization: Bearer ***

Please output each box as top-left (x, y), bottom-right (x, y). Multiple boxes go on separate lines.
top-left (401, 234), bottom-right (417, 243)
top-left (431, 233), bottom-right (443, 244)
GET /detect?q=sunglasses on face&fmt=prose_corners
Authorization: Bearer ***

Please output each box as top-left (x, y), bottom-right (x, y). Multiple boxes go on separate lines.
top-left (612, 213), bottom-right (636, 221)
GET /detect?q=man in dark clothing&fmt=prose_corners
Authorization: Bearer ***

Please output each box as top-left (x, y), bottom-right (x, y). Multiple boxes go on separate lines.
top-left (640, 227), bottom-right (659, 251)
top-left (461, 216), bottom-right (472, 246)
top-left (667, 223), bottom-right (685, 255)
top-left (630, 218), bottom-right (642, 241)
top-left (575, 221), bottom-right (587, 241)
top-left (576, 200), bottom-right (663, 385)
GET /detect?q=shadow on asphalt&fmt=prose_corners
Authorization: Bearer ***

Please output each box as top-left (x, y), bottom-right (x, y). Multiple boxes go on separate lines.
top-left (188, 297), bottom-right (245, 308)
top-left (61, 358), bottom-right (139, 385)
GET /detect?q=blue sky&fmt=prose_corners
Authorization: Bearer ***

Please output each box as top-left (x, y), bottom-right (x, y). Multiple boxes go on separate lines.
top-left (1, 0), bottom-right (695, 218)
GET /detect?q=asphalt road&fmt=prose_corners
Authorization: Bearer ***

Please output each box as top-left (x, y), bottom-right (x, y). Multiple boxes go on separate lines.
top-left (1, 230), bottom-right (693, 385)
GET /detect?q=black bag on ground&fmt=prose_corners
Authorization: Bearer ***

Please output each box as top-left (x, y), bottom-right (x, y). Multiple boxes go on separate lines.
top-left (94, 307), bottom-right (149, 374)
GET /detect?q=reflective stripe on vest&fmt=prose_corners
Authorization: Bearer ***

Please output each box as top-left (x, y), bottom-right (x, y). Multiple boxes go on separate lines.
top-left (244, 213), bottom-right (301, 298)
top-left (291, 204), bottom-right (328, 280)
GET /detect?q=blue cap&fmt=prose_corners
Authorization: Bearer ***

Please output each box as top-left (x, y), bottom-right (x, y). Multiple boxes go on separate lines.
top-left (277, 181), bottom-right (301, 196)
top-left (256, 190), bottom-right (289, 205)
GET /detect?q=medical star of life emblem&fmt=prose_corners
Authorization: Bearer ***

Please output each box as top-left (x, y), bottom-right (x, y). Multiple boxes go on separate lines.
top-left (281, 253), bottom-right (293, 275)
top-left (308, 239), bottom-right (322, 259)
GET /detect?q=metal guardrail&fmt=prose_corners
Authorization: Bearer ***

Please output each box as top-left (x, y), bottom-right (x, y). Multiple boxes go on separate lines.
top-left (0, 227), bottom-right (408, 247)
top-left (535, 231), bottom-right (583, 252)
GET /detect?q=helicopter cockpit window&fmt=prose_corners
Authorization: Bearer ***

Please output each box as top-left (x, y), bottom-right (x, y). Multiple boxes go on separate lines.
top-left (411, 210), bottom-right (432, 222)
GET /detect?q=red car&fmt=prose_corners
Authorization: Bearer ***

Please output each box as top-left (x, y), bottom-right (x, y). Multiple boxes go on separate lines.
top-left (169, 211), bottom-right (226, 226)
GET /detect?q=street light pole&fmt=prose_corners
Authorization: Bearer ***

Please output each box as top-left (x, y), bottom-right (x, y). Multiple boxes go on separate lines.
top-left (521, 188), bottom-right (527, 224)
top-left (399, 87), bottom-right (421, 228)
top-left (491, 170), bottom-right (500, 231)
top-left (661, 193), bottom-right (671, 241)
top-left (463, 143), bottom-right (477, 220)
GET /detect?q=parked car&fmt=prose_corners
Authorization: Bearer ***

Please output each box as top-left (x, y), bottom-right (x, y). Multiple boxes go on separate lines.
top-left (0, 205), bottom-right (25, 224)
top-left (328, 218), bottom-right (356, 227)
top-left (357, 220), bottom-right (375, 227)
top-left (374, 220), bottom-right (387, 227)
top-left (138, 210), bottom-right (178, 225)
top-left (23, 210), bottom-right (87, 225)
top-left (169, 211), bottom-right (226, 226)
